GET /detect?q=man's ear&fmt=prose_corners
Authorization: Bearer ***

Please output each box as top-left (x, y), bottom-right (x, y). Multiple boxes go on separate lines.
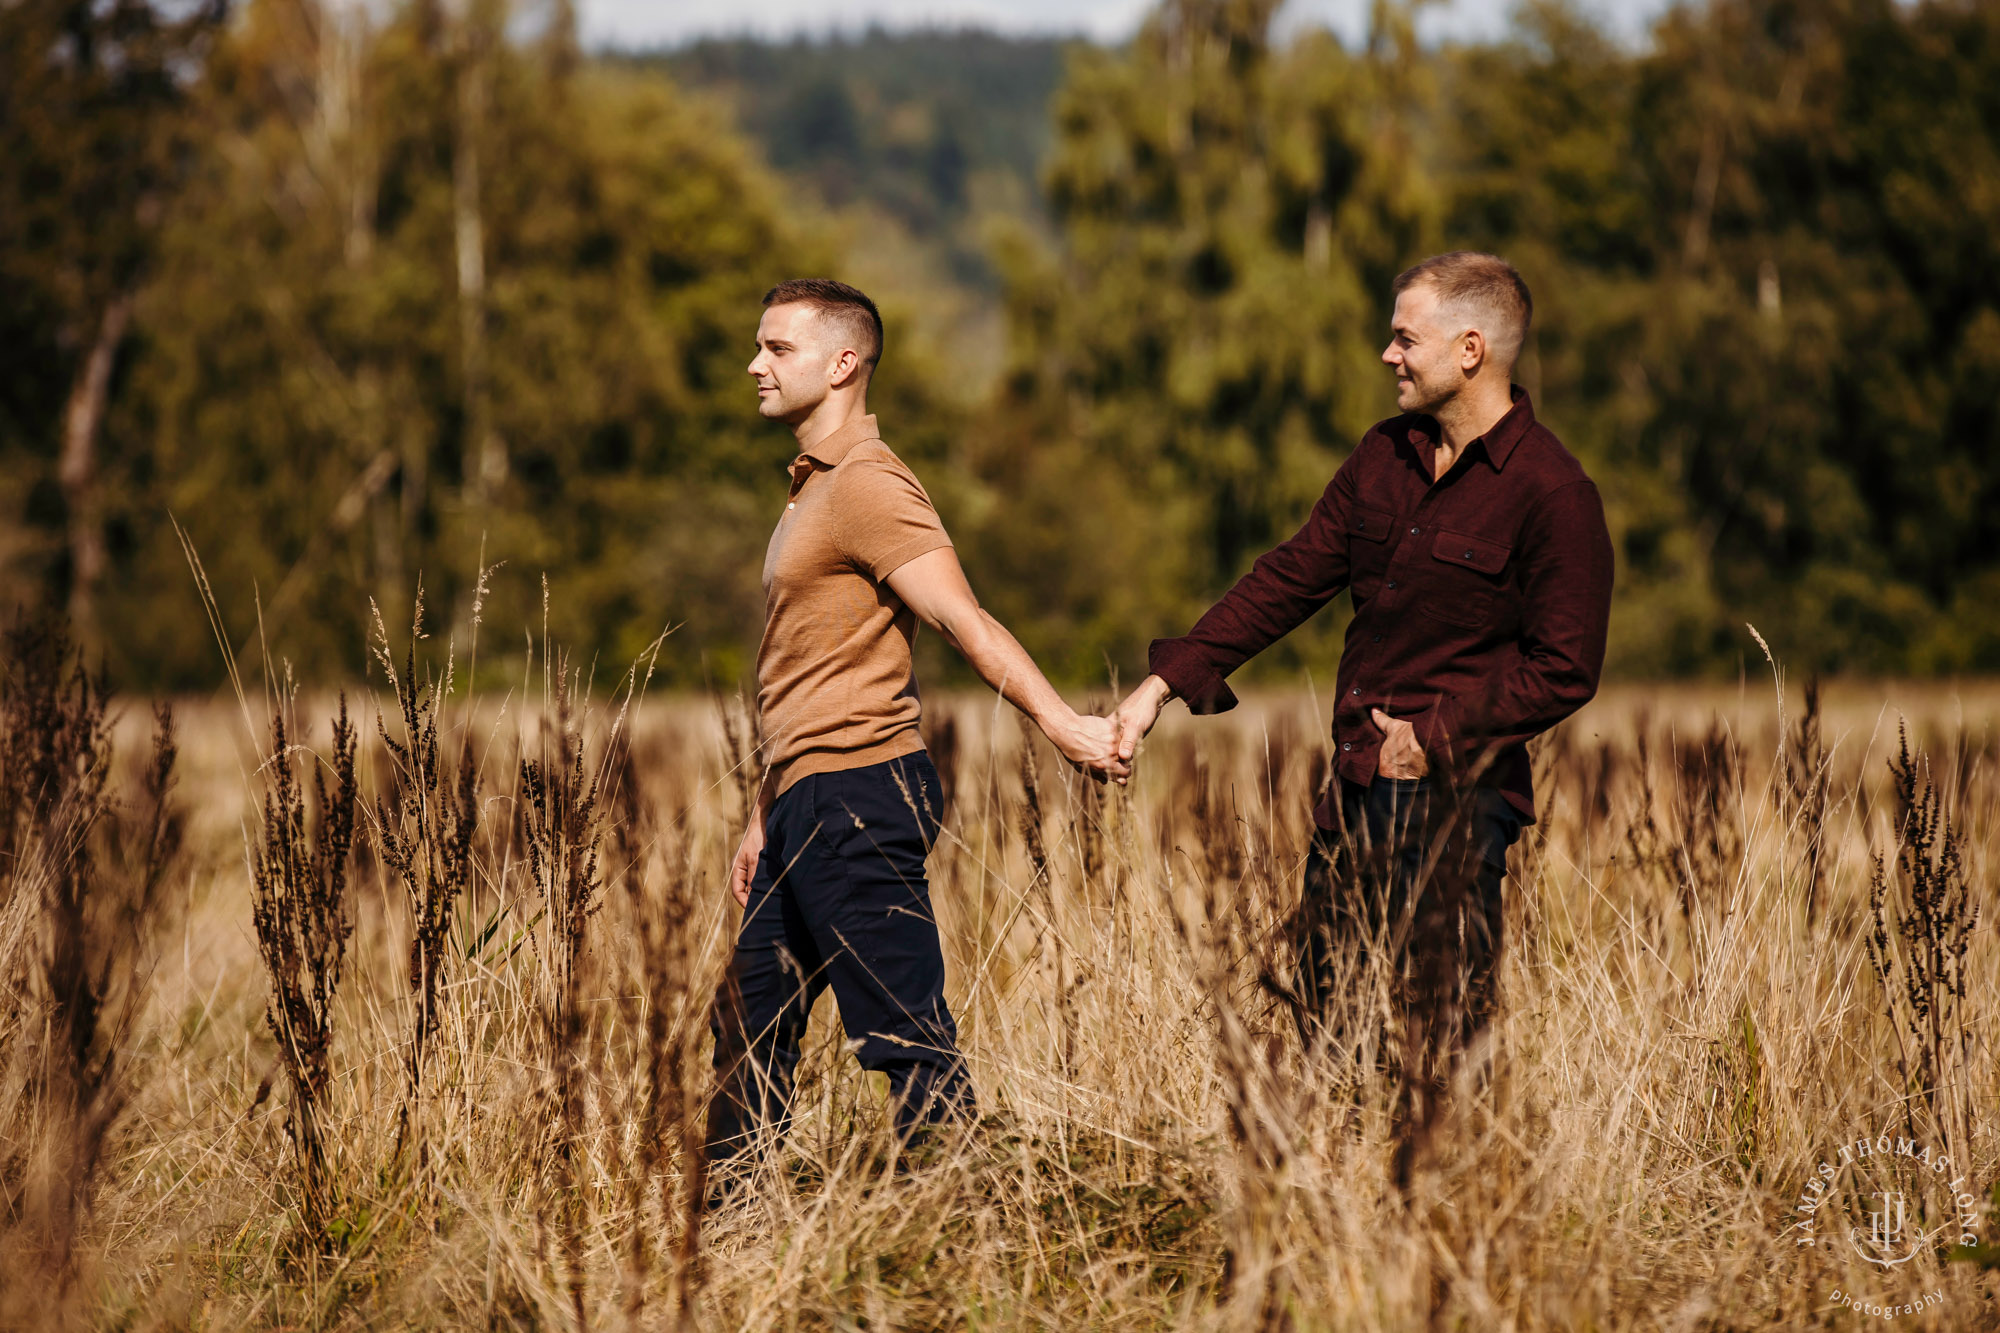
top-left (1460, 327), bottom-right (1488, 375)
top-left (828, 346), bottom-right (865, 389)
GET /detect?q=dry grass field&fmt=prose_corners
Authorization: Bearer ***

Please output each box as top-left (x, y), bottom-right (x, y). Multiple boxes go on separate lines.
top-left (3, 627), bottom-right (1998, 1330)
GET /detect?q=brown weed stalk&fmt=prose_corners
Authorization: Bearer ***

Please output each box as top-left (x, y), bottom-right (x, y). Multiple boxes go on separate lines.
top-left (1866, 722), bottom-right (1978, 1153)
top-left (522, 653), bottom-right (637, 1330)
top-left (1016, 730), bottom-right (1074, 1076)
top-left (249, 698), bottom-right (359, 1249)
top-left (0, 619), bottom-right (181, 1299)
top-left (1164, 855), bottom-right (1296, 1329)
top-left (369, 598), bottom-right (480, 1176)
top-left (718, 689), bottom-right (764, 834)
top-left (1781, 676), bottom-right (1830, 921)
top-left (611, 771), bottom-right (713, 1329)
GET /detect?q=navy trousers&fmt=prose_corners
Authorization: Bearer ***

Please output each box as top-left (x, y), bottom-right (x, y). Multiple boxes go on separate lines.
top-left (1294, 777), bottom-right (1523, 1059)
top-left (706, 752), bottom-right (972, 1166)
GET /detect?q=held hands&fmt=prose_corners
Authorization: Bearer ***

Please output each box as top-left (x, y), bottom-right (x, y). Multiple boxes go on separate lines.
top-left (1370, 707), bottom-right (1429, 780)
top-left (1048, 709), bottom-right (1129, 784)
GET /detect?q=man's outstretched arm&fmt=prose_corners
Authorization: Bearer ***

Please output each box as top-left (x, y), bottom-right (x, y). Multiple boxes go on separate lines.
top-left (1113, 466), bottom-right (1357, 764)
top-left (886, 547), bottom-right (1127, 782)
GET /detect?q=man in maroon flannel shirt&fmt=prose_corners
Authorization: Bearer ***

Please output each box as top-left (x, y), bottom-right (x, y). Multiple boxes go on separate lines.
top-left (1112, 252), bottom-right (1613, 1176)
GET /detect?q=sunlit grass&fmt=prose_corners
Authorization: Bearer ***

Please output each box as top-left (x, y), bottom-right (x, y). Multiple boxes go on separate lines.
top-left (9, 669), bottom-right (2000, 1329)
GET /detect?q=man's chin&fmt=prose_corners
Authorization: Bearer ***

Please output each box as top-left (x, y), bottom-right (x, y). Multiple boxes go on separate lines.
top-left (1397, 383), bottom-right (1441, 415)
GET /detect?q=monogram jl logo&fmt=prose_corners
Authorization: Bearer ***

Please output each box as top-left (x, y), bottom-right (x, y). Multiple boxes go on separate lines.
top-left (1851, 1191), bottom-right (1923, 1267)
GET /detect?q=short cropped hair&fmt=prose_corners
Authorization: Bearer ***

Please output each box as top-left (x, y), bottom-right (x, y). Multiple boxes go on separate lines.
top-left (763, 278), bottom-right (884, 370)
top-left (1392, 252), bottom-right (1533, 371)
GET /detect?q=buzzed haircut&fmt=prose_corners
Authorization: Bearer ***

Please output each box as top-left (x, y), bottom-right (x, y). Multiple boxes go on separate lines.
top-left (1392, 252), bottom-right (1533, 371)
top-left (763, 278), bottom-right (885, 370)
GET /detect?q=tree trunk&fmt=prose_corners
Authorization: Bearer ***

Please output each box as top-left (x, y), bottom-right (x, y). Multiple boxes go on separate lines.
top-left (1682, 122), bottom-right (1723, 271)
top-left (454, 11), bottom-right (502, 500)
top-left (58, 294), bottom-right (133, 644)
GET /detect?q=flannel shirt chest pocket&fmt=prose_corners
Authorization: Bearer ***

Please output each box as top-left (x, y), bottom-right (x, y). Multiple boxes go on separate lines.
top-left (1419, 526), bottom-right (1515, 629)
top-left (1346, 502), bottom-right (1397, 591)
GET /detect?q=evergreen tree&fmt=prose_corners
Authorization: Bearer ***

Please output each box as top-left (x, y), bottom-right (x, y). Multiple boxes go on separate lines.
top-left (966, 0), bottom-right (1437, 680)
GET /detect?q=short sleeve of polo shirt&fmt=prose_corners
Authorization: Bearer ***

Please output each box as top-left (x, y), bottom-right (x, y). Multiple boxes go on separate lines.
top-left (831, 450), bottom-right (953, 581)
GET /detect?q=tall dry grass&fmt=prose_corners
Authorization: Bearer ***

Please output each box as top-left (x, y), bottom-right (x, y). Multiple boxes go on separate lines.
top-left (1, 634), bottom-right (1997, 1329)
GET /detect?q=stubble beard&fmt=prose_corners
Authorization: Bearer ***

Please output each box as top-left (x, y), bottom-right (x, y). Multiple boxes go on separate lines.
top-left (1399, 368), bottom-right (1457, 418)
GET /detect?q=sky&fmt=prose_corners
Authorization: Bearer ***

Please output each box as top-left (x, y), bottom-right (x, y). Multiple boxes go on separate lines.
top-left (579, 0), bottom-right (1687, 51)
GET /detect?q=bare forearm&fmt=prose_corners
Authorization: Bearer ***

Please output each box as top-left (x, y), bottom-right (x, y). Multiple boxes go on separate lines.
top-left (883, 546), bottom-right (1122, 779)
top-left (943, 609), bottom-right (1074, 732)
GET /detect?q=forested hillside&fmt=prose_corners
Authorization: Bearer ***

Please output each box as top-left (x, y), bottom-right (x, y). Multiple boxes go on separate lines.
top-left (646, 30), bottom-right (1068, 282)
top-left (3, 0), bottom-right (1997, 688)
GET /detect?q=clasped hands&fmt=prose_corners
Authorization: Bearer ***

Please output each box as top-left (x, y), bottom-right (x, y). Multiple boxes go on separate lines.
top-left (1046, 709), bottom-right (1128, 783)
top-left (1081, 677), bottom-right (1429, 784)
top-left (1047, 678), bottom-right (1166, 787)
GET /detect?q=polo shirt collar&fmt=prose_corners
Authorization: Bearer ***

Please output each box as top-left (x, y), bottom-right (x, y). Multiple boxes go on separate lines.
top-left (796, 414), bottom-right (881, 469)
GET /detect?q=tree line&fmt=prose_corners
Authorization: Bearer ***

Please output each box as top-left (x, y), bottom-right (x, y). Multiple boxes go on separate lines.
top-left (3, 0), bottom-right (1996, 689)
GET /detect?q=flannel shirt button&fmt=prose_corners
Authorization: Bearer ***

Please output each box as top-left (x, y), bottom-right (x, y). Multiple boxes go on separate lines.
top-left (1463, 549), bottom-right (1473, 559)
top-left (1350, 687), bottom-right (1359, 696)
top-left (1409, 526), bottom-right (1419, 535)
top-left (1386, 580), bottom-right (1397, 590)
top-left (1341, 743), bottom-right (1351, 752)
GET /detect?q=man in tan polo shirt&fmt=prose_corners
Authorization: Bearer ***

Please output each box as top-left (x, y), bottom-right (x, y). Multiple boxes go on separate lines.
top-left (706, 278), bottom-right (1124, 1173)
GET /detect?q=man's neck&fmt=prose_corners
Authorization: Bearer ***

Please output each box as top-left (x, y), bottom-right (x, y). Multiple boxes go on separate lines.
top-left (1429, 379), bottom-right (1514, 477)
top-left (792, 392), bottom-right (870, 454)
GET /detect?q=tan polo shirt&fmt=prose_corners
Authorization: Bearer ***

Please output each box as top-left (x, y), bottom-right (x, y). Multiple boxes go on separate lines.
top-left (756, 414), bottom-right (952, 795)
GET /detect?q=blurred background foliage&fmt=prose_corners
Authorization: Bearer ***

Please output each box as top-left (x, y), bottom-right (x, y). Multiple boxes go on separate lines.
top-left (3, 0), bottom-right (1997, 690)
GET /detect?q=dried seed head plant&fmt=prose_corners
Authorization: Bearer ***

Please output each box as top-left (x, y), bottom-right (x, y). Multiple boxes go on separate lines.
top-left (368, 593), bottom-right (481, 1179)
top-left (249, 694), bottom-right (358, 1252)
top-left (1866, 722), bottom-right (1979, 1158)
top-left (605, 767), bottom-right (717, 1330)
top-left (512, 612), bottom-right (665, 1328)
top-left (0, 619), bottom-right (182, 1316)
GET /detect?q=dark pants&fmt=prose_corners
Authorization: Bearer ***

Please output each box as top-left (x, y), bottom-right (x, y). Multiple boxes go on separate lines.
top-left (706, 752), bottom-right (972, 1167)
top-left (1293, 778), bottom-right (1521, 1171)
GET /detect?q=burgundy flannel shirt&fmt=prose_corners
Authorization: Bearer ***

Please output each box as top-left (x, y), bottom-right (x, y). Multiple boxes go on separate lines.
top-left (1148, 388), bottom-right (1612, 827)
